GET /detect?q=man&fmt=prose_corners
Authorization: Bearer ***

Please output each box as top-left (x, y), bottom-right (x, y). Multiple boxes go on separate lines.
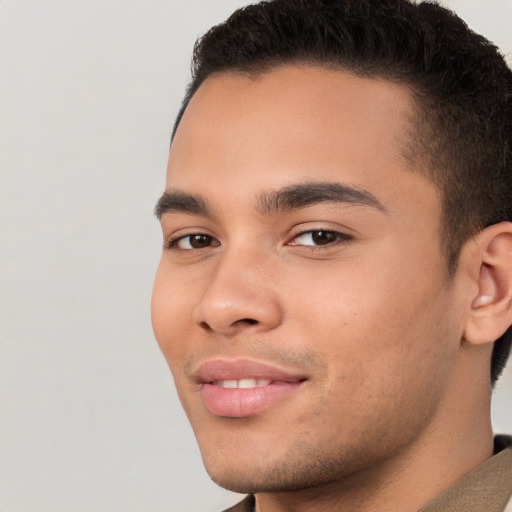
top-left (152, 0), bottom-right (512, 510)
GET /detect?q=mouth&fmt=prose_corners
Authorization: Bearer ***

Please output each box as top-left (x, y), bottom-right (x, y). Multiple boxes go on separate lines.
top-left (195, 359), bottom-right (307, 418)
top-left (212, 378), bottom-right (272, 388)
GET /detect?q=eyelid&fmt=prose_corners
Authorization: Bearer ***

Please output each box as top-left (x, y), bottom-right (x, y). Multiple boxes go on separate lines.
top-left (287, 228), bottom-right (353, 248)
top-left (163, 231), bottom-right (220, 251)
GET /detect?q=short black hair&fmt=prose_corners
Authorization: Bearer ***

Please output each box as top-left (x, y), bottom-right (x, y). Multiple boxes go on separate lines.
top-left (172, 0), bottom-right (512, 384)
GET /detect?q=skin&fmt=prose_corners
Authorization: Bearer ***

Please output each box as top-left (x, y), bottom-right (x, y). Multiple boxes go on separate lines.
top-left (152, 66), bottom-right (497, 512)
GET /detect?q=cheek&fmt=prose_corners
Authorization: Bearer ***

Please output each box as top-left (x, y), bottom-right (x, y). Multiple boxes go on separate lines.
top-left (287, 252), bottom-right (457, 385)
top-left (151, 265), bottom-right (199, 417)
top-left (151, 261), bottom-right (190, 361)
top-left (291, 266), bottom-right (457, 447)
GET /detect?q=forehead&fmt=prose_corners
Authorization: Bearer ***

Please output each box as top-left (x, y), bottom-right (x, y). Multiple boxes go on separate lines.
top-left (167, 66), bottom-right (430, 214)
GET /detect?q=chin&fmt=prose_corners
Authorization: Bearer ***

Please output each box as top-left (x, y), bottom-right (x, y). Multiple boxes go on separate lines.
top-left (200, 442), bottom-right (357, 495)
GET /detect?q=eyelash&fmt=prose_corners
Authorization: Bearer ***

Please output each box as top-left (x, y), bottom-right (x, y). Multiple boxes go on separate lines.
top-left (288, 230), bottom-right (353, 249)
top-left (163, 229), bottom-right (352, 251)
top-left (163, 234), bottom-right (219, 251)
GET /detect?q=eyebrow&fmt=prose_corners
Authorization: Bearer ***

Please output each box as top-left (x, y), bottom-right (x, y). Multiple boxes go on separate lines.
top-left (257, 181), bottom-right (387, 215)
top-left (154, 181), bottom-right (386, 220)
top-left (154, 190), bottom-right (212, 220)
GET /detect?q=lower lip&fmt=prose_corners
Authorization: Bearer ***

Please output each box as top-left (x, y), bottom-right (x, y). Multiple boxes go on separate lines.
top-left (201, 381), bottom-right (303, 418)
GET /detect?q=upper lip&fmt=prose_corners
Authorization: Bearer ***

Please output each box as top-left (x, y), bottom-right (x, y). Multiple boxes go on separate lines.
top-left (194, 358), bottom-right (308, 384)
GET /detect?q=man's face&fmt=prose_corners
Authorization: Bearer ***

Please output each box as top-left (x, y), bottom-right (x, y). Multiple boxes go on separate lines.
top-left (152, 67), bottom-right (465, 492)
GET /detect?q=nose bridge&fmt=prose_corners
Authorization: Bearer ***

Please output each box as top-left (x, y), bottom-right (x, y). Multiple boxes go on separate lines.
top-left (194, 242), bottom-right (282, 334)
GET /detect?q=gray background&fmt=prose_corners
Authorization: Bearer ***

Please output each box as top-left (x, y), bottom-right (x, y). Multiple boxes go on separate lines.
top-left (0, 1), bottom-right (511, 511)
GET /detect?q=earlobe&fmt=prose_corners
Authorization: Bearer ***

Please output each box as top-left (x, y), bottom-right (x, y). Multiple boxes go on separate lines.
top-left (463, 223), bottom-right (512, 345)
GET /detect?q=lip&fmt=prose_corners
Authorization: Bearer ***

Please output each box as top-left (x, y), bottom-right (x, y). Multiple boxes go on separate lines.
top-left (195, 358), bottom-right (307, 418)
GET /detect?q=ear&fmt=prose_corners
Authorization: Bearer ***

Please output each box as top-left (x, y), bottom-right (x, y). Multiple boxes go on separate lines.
top-left (463, 222), bottom-right (512, 345)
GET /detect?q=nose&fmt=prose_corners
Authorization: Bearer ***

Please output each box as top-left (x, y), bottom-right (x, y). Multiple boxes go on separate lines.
top-left (193, 248), bottom-right (283, 336)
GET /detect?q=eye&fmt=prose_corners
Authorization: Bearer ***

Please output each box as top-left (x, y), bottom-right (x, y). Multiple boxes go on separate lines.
top-left (288, 230), bottom-right (351, 247)
top-left (165, 234), bottom-right (220, 250)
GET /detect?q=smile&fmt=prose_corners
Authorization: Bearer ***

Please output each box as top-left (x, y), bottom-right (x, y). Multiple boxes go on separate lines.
top-left (195, 359), bottom-right (307, 418)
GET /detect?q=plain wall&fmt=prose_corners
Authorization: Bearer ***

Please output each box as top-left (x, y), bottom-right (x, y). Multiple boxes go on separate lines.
top-left (1, 1), bottom-right (511, 511)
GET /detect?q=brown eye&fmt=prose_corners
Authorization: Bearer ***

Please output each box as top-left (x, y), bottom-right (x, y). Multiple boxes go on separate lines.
top-left (289, 230), bottom-right (351, 247)
top-left (168, 234), bottom-right (219, 250)
top-left (188, 235), bottom-right (213, 249)
top-left (311, 231), bottom-right (339, 245)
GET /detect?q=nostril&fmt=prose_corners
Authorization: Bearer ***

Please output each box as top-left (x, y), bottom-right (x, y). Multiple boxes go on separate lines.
top-left (196, 317), bottom-right (260, 333)
top-left (237, 318), bottom-right (258, 325)
top-left (199, 321), bottom-right (212, 331)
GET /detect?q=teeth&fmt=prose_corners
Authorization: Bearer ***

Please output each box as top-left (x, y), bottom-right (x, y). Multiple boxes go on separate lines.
top-left (215, 379), bottom-right (272, 388)
top-left (239, 378), bottom-right (257, 388)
